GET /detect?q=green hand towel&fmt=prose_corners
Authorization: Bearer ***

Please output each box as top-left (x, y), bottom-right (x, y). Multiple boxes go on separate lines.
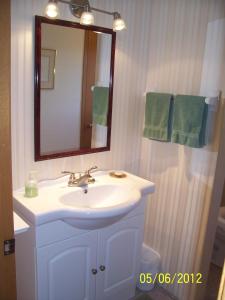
top-left (171, 95), bottom-right (208, 148)
top-left (143, 92), bottom-right (173, 141)
top-left (92, 86), bottom-right (109, 126)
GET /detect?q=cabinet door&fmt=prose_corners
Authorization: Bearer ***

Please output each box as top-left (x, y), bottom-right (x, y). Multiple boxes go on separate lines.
top-left (37, 231), bottom-right (98, 300)
top-left (96, 216), bottom-right (144, 300)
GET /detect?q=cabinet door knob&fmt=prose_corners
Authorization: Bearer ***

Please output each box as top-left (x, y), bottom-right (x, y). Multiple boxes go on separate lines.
top-left (99, 265), bottom-right (105, 271)
top-left (92, 269), bottom-right (98, 275)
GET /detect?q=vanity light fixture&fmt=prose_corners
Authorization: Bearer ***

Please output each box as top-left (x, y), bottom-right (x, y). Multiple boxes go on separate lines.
top-left (44, 0), bottom-right (126, 31)
top-left (45, 0), bottom-right (59, 19)
top-left (80, 5), bottom-right (94, 25)
top-left (113, 12), bottom-right (126, 31)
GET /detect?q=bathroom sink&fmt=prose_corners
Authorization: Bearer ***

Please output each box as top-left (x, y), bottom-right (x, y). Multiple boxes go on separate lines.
top-left (59, 184), bottom-right (140, 229)
top-left (13, 171), bottom-right (155, 229)
top-left (60, 184), bottom-right (136, 208)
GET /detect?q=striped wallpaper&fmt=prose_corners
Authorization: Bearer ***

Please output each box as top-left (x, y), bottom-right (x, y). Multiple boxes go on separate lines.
top-left (139, 1), bottom-right (225, 299)
top-left (11, 0), bottom-right (225, 299)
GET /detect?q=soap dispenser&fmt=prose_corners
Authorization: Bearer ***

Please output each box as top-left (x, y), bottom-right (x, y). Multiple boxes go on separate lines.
top-left (25, 171), bottom-right (38, 198)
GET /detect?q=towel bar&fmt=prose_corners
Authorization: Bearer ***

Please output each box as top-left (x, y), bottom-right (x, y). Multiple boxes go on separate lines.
top-left (143, 91), bottom-right (219, 107)
top-left (205, 96), bottom-right (219, 105)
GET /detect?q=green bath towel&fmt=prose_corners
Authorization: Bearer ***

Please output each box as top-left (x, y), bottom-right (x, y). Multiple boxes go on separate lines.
top-left (171, 95), bottom-right (208, 148)
top-left (143, 92), bottom-right (173, 141)
top-left (92, 86), bottom-right (109, 126)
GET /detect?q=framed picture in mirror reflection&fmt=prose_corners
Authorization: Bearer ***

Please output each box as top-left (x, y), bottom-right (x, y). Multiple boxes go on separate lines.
top-left (41, 48), bottom-right (56, 89)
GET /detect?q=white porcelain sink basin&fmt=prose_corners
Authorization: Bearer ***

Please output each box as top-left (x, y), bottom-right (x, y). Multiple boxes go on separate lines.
top-left (13, 171), bottom-right (155, 229)
top-left (59, 184), bottom-right (140, 229)
top-left (60, 184), bottom-right (136, 208)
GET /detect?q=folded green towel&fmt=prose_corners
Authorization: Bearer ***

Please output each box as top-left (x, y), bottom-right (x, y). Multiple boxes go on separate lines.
top-left (92, 86), bottom-right (109, 126)
top-left (171, 95), bottom-right (208, 148)
top-left (143, 92), bottom-right (173, 141)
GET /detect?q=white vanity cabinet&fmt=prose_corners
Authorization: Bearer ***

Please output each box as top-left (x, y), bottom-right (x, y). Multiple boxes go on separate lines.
top-left (96, 216), bottom-right (144, 300)
top-left (14, 172), bottom-right (155, 300)
top-left (37, 231), bottom-right (98, 300)
top-left (36, 215), bottom-right (144, 300)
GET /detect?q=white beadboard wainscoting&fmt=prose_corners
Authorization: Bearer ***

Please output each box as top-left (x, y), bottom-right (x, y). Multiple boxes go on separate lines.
top-left (11, 1), bottom-right (225, 300)
top-left (139, 1), bottom-right (225, 300)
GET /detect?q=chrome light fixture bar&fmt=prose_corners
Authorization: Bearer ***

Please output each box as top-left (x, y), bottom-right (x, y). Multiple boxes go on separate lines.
top-left (45, 0), bottom-right (126, 31)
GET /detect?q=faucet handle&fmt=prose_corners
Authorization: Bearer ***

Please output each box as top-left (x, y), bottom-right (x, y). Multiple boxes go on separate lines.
top-left (62, 171), bottom-right (76, 185)
top-left (87, 166), bottom-right (98, 175)
top-left (62, 171), bottom-right (75, 176)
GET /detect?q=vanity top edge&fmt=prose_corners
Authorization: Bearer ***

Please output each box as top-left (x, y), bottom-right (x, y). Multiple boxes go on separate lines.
top-left (14, 170), bottom-right (155, 192)
top-left (13, 170), bottom-right (155, 229)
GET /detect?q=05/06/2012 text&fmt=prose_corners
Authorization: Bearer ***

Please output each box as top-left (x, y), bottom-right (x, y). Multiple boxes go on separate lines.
top-left (139, 273), bottom-right (203, 285)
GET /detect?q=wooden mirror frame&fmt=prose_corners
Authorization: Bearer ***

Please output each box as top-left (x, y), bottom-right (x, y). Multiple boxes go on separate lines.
top-left (34, 16), bottom-right (116, 161)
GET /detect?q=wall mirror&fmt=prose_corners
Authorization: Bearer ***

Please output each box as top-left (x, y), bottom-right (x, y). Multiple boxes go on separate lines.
top-left (34, 16), bottom-right (116, 161)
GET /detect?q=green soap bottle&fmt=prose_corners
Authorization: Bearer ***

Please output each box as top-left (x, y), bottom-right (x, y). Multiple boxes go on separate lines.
top-left (25, 171), bottom-right (38, 198)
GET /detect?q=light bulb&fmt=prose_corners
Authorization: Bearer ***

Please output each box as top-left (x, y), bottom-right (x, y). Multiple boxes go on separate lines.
top-left (80, 11), bottom-right (94, 25)
top-left (45, 0), bottom-right (59, 19)
top-left (113, 13), bottom-right (126, 31)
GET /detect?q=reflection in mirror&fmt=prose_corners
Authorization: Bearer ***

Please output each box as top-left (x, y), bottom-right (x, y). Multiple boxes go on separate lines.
top-left (34, 16), bottom-right (116, 161)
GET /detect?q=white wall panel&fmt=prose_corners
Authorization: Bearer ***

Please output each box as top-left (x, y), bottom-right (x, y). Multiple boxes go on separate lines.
top-left (139, 1), bottom-right (225, 299)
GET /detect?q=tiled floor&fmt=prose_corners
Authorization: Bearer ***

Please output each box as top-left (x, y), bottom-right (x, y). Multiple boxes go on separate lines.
top-left (204, 263), bottom-right (222, 300)
top-left (147, 286), bottom-right (176, 300)
top-left (133, 286), bottom-right (176, 300)
top-left (133, 294), bottom-right (152, 300)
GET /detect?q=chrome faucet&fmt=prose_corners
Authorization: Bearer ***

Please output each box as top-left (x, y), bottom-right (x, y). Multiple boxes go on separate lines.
top-left (62, 166), bottom-right (98, 187)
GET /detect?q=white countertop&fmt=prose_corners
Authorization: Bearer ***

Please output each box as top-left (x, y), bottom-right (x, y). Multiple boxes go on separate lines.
top-left (14, 212), bottom-right (29, 235)
top-left (13, 171), bottom-right (155, 227)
